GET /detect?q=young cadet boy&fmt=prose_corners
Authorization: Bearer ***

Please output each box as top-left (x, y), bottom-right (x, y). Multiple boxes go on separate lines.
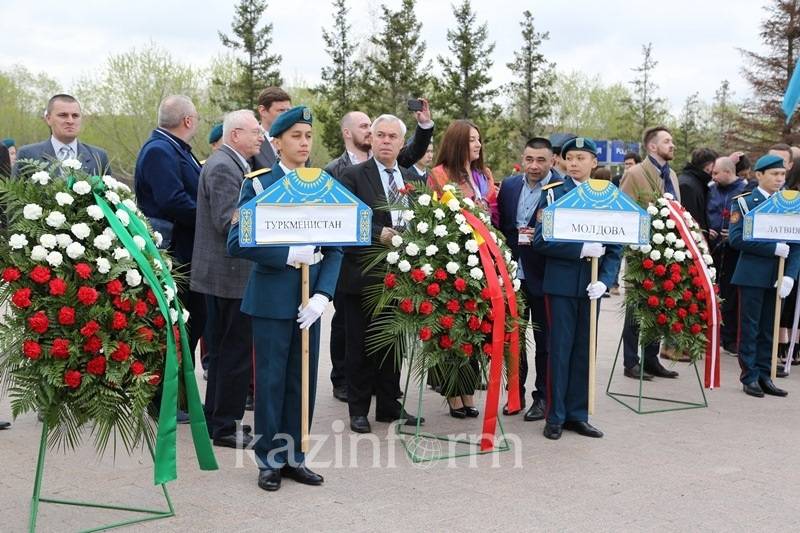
top-left (228, 106), bottom-right (343, 491)
top-left (728, 154), bottom-right (800, 398)
top-left (532, 137), bottom-right (622, 440)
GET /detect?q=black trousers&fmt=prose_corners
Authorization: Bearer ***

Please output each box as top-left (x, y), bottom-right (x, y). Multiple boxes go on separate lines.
top-left (622, 304), bottom-right (660, 369)
top-left (329, 291), bottom-right (348, 388)
top-left (517, 280), bottom-right (549, 403)
top-left (203, 295), bottom-right (253, 438)
top-left (343, 293), bottom-right (401, 418)
top-left (713, 243), bottom-right (740, 348)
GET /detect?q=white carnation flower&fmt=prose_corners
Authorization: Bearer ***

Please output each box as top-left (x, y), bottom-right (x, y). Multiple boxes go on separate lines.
top-left (665, 232), bottom-right (677, 244)
top-left (675, 239), bottom-right (685, 249)
top-left (652, 233), bottom-right (665, 245)
top-left (703, 254), bottom-right (713, 265)
top-left (72, 180), bottom-right (91, 195)
top-left (386, 251), bottom-right (400, 264)
top-left (509, 260), bottom-right (518, 273)
top-left (66, 242), bottom-right (85, 259)
top-left (490, 232), bottom-right (498, 242)
top-left (467, 254), bottom-right (479, 267)
top-left (469, 267), bottom-right (484, 280)
top-left (646, 205), bottom-right (659, 216)
top-left (401, 210), bottom-right (415, 222)
top-left (9, 234), bottom-right (28, 249)
top-left (62, 158), bottom-right (82, 170)
top-left (416, 221), bottom-right (429, 234)
top-left (31, 171), bottom-right (51, 185)
top-left (686, 250), bottom-right (693, 259)
top-left (164, 285), bottom-right (175, 302)
top-left (442, 184), bottom-right (456, 192)
top-left (46, 250), bottom-right (63, 267)
top-left (709, 267), bottom-right (717, 280)
top-left (446, 261), bottom-right (460, 274)
top-left (640, 244), bottom-right (652, 254)
top-left (170, 308), bottom-right (179, 324)
top-left (102, 227), bottom-right (116, 241)
top-left (674, 251), bottom-right (686, 262)
top-left (425, 244), bottom-right (438, 256)
top-left (115, 209), bottom-right (130, 226)
top-left (55, 233), bottom-right (73, 248)
top-left (665, 219), bottom-right (676, 229)
top-left (398, 259), bottom-right (411, 273)
top-left (23, 204), bottom-right (43, 220)
top-left (133, 235), bottom-right (146, 251)
top-left (95, 257), bottom-right (111, 274)
top-left (391, 235), bottom-right (403, 248)
top-left (113, 247), bottom-right (131, 261)
top-left (650, 250), bottom-right (661, 261)
top-left (102, 175), bottom-right (120, 190)
top-left (465, 240), bottom-right (479, 253)
top-left (45, 211), bottom-right (66, 228)
top-left (433, 208), bottom-right (446, 220)
top-left (86, 205), bottom-right (104, 221)
top-left (93, 234), bottom-right (113, 251)
top-left (39, 234), bottom-right (57, 249)
top-left (417, 194), bottom-right (431, 206)
top-left (405, 242), bottom-right (420, 256)
top-left (70, 223), bottom-right (91, 240)
top-left (433, 224), bottom-right (448, 237)
top-left (182, 308), bottom-right (191, 323)
top-left (122, 199), bottom-right (138, 213)
top-left (125, 269), bottom-right (142, 287)
top-left (105, 191), bottom-right (121, 206)
top-left (512, 278), bottom-right (521, 292)
top-left (683, 212), bottom-right (693, 222)
top-left (463, 198), bottom-right (476, 209)
top-left (116, 182), bottom-right (131, 194)
top-left (55, 192), bottom-right (74, 207)
top-left (454, 213), bottom-right (466, 225)
top-left (459, 223), bottom-right (473, 234)
top-left (652, 219), bottom-right (665, 230)
top-left (478, 212), bottom-right (490, 224)
top-left (663, 192), bottom-right (674, 200)
top-left (504, 250), bottom-right (512, 263)
top-left (657, 198), bottom-right (668, 206)
top-left (30, 245), bottom-right (48, 261)
top-left (421, 263), bottom-right (433, 276)
top-left (153, 258), bottom-right (163, 271)
top-left (446, 242), bottom-right (460, 254)
top-left (446, 198), bottom-right (461, 212)
top-left (153, 231), bottom-right (163, 247)
top-left (629, 244), bottom-right (640, 251)
top-left (660, 207), bottom-right (670, 217)
top-left (664, 248), bottom-right (675, 259)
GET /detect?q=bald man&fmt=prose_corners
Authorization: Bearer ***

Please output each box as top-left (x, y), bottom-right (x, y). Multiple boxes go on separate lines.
top-left (709, 156), bottom-right (747, 354)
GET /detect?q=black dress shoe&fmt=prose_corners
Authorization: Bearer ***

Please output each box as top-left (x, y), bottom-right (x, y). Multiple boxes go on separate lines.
top-left (213, 432), bottom-right (253, 449)
top-left (257, 468), bottom-right (281, 491)
top-left (283, 464), bottom-right (324, 486)
top-left (333, 385), bottom-right (348, 402)
top-left (502, 397), bottom-right (526, 415)
top-left (350, 415), bottom-right (371, 433)
top-left (624, 364), bottom-right (653, 381)
top-left (245, 393), bottom-right (255, 411)
top-left (759, 378), bottom-right (788, 397)
top-left (563, 420), bottom-right (604, 438)
top-left (543, 422), bottom-right (562, 440)
top-left (449, 407), bottom-right (467, 418)
top-left (644, 361), bottom-right (679, 379)
top-left (777, 368), bottom-right (789, 378)
top-left (375, 411), bottom-right (425, 426)
top-left (0, 421), bottom-right (10, 430)
top-left (463, 406), bottom-right (479, 418)
top-left (524, 399), bottom-right (545, 422)
top-left (743, 382), bottom-right (764, 397)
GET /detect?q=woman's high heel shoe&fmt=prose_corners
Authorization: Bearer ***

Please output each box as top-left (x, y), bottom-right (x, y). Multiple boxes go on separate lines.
top-left (449, 406), bottom-right (467, 418)
top-left (463, 406), bottom-right (479, 418)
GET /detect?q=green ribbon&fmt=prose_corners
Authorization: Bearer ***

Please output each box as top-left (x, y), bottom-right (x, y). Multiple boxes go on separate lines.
top-left (70, 174), bottom-right (217, 484)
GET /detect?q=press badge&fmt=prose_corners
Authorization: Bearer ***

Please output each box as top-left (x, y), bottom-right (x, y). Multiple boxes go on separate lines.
top-left (518, 226), bottom-right (533, 245)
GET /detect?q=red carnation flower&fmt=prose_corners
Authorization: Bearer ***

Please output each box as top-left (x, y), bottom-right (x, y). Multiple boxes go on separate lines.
top-left (454, 278), bottom-right (468, 292)
top-left (426, 283), bottom-right (441, 297)
top-left (480, 287), bottom-right (492, 300)
top-left (642, 279), bottom-right (655, 291)
top-left (688, 266), bottom-right (699, 277)
top-left (77, 286), bottom-right (99, 306)
top-left (670, 263), bottom-right (682, 274)
top-left (418, 301), bottom-right (434, 315)
top-left (461, 344), bottom-right (474, 357)
top-left (662, 280), bottom-right (675, 292)
top-left (64, 370), bottom-right (82, 389)
top-left (699, 311), bottom-right (708, 321)
top-left (27, 311), bottom-right (49, 334)
top-left (485, 309), bottom-right (495, 322)
top-left (11, 287), bottom-right (32, 308)
top-left (152, 315), bottom-right (166, 329)
top-left (111, 341), bottom-right (131, 362)
top-left (642, 259), bottom-right (654, 270)
top-left (50, 338), bottom-right (70, 359)
top-left (654, 265), bottom-right (667, 277)
top-left (2, 267), bottom-right (21, 282)
top-left (439, 315), bottom-right (455, 329)
top-left (111, 311), bottom-right (128, 330)
top-left (438, 335), bottom-right (453, 349)
top-left (677, 308), bottom-right (688, 319)
top-left (671, 322), bottom-right (684, 333)
top-left (29, 265), bottom-right (51, 284)
top-left (656, 313), bottom-right (668, 325)
top-left (664, 297), bottom-right (676, 309)
top-left (145, 290), bottom-right (157, 305)
top-left (410, 269), bottom-right (426, 283)
top-left (399, 298), bottom-right (414, 314)
top-left (134, 300), bottom-right (148, 317)
top-left (692, 276), bottom-right (703, 287)
top-left (83, 335), bottom-right (103, 354)
top-left (464, 299), bottom-right (478, 312)
top-left (647, 296), bottom-right (660, 308)
top-left (690, 323), bottom-right (703, 334)
top-left (467, 315), bottom-right (481, 331)
top-left (434, 268), bottom-right (448, 281)
top-left (106, 279), bottom-right (124, 296)
top-left (419, 327), bottom-right (433, 341)
top-left (682, 290), bottom-right (694, 302)
top-left (483, 343), bottom-right (493, 355)
top-left (688, 303), bottom-right (699, 314)
top-left (23, 340), bottom-right (42, 359)
top-left (384, 272), bottom-right (397, 289)
top-left (113, 296), bottom-right (133, 312)
top-left (86, 356), bottom-right (107, 375)
top-left (48, 277), bottom-right (67, 296)
top-left (148, 374), bottom-right (161, 385)
top-left (58, 306), bottom-right (76, 325)
top-left (670, 273), bottom-right (682, 284)
top-left (137, 327), bottom-right (155, 343)
top-left (480, 320), bottom-right (493, 334)
top-left (446, 299), bottom-right (460, 313)
top-left (696, 290), bottom-right (706, 301)
top-left (80, 320), bottom-right (100, 337)
top-left (75, 263), bottom-right (92, 279)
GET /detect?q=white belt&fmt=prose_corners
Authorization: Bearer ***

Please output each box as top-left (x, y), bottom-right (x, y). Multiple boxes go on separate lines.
top-left (291, 251), bottom-right (324, 268)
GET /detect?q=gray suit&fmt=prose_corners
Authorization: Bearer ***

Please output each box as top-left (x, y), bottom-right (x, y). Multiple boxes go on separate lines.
top-left (190, 144), bottom-right (253, 298)
top-left (15, 138), bottom-right (111, 176)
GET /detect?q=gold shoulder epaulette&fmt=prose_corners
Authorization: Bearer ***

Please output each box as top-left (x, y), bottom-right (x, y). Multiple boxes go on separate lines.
top-left (199, 159), bottom-right (207, 166)
top-left (244, 168), bottom-right (271, 179)
top-left (732, 191), bottom-right (751, 200)
top-left (542, 181), bottom-right (563, 191)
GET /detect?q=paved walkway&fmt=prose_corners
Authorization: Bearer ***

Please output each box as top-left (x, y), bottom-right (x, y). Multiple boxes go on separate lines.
top-left (2, 293), bottom-right (800, 532)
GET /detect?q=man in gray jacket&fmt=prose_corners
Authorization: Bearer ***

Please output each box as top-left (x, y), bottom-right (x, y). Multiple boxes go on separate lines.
top-left (191, 109), bottom-right (263, 449)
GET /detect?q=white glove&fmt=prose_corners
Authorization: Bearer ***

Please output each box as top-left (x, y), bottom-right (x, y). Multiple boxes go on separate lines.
top-left (580, 243), bottom-right (606, 258)
top-left (586, 281), bottom-right (607, 300)
top-left (775, 242), bottom-right (790, 258)
top-left (777, 276), bottom-right (795, 299)
top-left (286, 245), bottom-right (315, 266)
top-left (297, 294), bottom-right (329, 329)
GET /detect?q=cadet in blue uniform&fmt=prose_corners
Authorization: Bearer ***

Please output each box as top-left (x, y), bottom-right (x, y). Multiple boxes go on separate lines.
top-left (728, 154), bottom-right (800, 398)
top-left (532, 137), bottom-right (622, 440)
top-left (227, 106), bottom-right (343, 491)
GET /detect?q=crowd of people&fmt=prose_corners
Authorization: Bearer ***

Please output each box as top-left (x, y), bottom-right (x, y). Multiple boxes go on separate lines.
top-left (2, 88), bottom-right (799, 492)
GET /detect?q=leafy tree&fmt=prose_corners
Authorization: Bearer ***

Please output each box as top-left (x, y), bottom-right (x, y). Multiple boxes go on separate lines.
top-left (620, 42), bottom-right (668, 136)
top-left (709, 79), bottom-right (740, 152)
top-left (673, 92), bottom-right (711, 164)
top-left (0, 65), bottom-right (61, 147)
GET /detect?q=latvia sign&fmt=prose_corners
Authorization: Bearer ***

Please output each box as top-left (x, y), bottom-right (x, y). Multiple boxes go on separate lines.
top-left (744, 189), bottom-right (800, 243)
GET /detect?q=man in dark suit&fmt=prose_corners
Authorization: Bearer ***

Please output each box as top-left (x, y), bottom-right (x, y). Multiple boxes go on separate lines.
top-left (496, 137), bottom-right (559, 422)
top-left (192, 110), bottom-right (263, 448)
top-left (251, 86), bottom-right (292, 171)
top-left (323, 102), bottom-right (435, 403)
top-left (15, 94), bottom-right (111, 176)
top-left (339, 114), bottom-right (425, 434)
top-left (134, 95), bottom-right (206, 375)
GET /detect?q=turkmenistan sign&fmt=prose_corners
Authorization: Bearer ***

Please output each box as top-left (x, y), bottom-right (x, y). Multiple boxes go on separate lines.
top-left (542, 179), bottom-right (650, 245)
top-left (744, 189), bottom-right (800, 243)
top-left (238, 167), bottom-right (372, 247)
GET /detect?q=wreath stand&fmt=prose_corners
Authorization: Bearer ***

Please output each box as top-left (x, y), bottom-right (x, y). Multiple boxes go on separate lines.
top-left (605, 334), bottom-right (708, 413)
top-left (394, 350), bottom-right (511, 463)
top-left (28, 420), bottom-right (174, 532)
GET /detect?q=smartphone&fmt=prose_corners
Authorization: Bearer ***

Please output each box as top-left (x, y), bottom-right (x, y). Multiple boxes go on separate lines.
top-left (407, 98), bottom-right (423, 112)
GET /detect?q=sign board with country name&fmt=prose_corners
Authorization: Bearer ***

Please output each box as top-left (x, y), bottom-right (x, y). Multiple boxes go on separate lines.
top-left (744, 189), bottom-right (800, 243)
top-left (542, 179), bottom-right (651, 245)
top-left (238, 167), bottom-right (372, 247)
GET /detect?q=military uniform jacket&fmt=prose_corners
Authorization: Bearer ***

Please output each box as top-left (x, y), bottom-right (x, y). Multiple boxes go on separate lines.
top-left (532, 178), bottom-right (623, 297)
top-left (728, 188), bottom-right (800, 288)
top-left (226, 164), bottom-right (343, 319)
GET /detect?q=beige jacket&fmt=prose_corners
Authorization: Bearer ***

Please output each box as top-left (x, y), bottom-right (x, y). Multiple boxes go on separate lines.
top-left (619, 157), bottom-right (681, 208)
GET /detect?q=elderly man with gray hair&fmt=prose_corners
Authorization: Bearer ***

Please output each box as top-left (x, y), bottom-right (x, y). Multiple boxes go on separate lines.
top-left (134, 95), bottom-right (206, 423)
top-left (191, 109), bottom-right (263, 448)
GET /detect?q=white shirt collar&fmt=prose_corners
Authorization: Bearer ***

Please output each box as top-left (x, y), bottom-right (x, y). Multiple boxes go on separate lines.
top-left (223, 143), bottom-right (251, 172)
top-left (374, 158), bottom-right (401, 181)
top-left (51, 136), bottom-right (78, 157)
top-left (757, 186), bottom-right (773, 199)
top-left (347, 149), bottom-right (371, 165)
top-left (279, 161), bottom-right (294, 176)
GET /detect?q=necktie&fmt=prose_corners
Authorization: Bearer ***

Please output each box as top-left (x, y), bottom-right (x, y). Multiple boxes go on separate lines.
top-left (661, 164), bottom-right (676, 197)
top-left (386, 168), bottom-right (401, 205)
top-left (58, 146), bottom-right (72, 161)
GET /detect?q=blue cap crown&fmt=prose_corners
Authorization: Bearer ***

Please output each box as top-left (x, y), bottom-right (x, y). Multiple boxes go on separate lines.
top-left (560, 137), bottom-right (597, 158)
top-left (753, 154), bottom-right (784, 172)
top-left (208, 123), bottom-right (223, 144)
top-left (269, 106), bottom-right (313, 138)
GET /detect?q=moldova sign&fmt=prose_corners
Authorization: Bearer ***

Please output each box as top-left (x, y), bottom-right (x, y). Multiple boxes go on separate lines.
top-left (743, 189), bottom-right (800, 243)
top-left (238, 168), bottom-right (372, 247)
top-left (542, 179), bottom-right (650, 244)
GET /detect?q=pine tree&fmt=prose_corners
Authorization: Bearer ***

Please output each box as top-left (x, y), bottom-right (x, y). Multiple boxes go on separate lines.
top-left (709, 80), bottom-right (739, 152)
top-left (436, 0), bottom-right (497, 120)
top-left (362, 0), bottom-right (430, 127)
top-left (620, 43), bottom-right (667, 135)
top-left (506, 10), bottom-right (555, 140)
top-left (675, 92), bottom-right (704, 164)
top-left (216, 0), bottom-right (282, 111)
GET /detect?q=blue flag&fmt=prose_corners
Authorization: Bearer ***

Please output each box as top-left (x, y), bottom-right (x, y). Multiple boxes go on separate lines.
top-left (782, 58), bottom-right (800, 123)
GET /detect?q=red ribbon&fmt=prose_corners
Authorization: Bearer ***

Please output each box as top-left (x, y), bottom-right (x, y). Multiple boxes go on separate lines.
top-left (461, 210), bottom-right (520, 450)
top-left (665, 200), bottom-right (721, 388)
